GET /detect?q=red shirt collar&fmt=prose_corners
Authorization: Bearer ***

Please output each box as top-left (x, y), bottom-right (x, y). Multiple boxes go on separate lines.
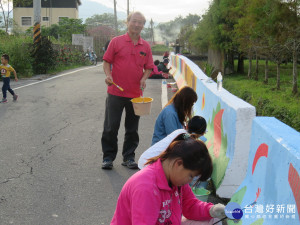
top-left (125, 32), bottom-right (143, 45)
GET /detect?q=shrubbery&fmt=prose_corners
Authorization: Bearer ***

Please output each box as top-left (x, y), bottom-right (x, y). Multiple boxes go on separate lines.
top-left (0, 35), bottom-right (33, 77)
top-left (31, 36), bottom-right (57, 74)
top-left (56, 46), bottom-right (87, 66)
top-left (223, 74), bottom-right (300, 132)
top-left (0, 34), bottom-right (88, 78)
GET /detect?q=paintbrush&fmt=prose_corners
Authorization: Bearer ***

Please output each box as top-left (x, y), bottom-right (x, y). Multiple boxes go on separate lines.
top-left (112, 82), bottom-right (124, 91)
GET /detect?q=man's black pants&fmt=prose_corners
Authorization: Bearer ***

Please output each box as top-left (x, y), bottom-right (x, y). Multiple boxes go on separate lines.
top-left (101, 94), bottom-right (140, 162)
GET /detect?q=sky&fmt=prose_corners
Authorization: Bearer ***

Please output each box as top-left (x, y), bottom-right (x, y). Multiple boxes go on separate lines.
top-left (87, 0), bottom-right (212, 23)
top-left (1, 0), bottom-right (211, 24)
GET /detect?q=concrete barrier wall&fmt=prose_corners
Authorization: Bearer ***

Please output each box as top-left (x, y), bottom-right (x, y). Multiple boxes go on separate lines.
top-left (169, 54), bottom-right (256, 198)
top-left (169, 54), bottom-right (300, 223)
top-left (228, 117), bottom-right (300, 224)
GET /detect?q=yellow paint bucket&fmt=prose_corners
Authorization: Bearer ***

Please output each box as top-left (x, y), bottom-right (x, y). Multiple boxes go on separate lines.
top-left (131, 97), bottom-right (153, 116)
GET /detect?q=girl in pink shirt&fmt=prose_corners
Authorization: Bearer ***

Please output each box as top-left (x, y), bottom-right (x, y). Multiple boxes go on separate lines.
top-left (111, 134), bottom-right (226, 225)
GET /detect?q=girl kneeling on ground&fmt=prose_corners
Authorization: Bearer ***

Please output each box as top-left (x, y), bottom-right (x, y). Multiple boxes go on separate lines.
top-left (110, 134), bottom-right (226, 225)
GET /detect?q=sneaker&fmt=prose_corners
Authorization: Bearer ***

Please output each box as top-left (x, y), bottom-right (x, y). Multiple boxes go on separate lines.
top-left (0, 98), bottom-right (7, 103)
top-left (13, 94), bottom-right (18, 101)
top-left (102, 159), bottom-right (113, 170)
top-left (122, 159), bottom-right (138, 169)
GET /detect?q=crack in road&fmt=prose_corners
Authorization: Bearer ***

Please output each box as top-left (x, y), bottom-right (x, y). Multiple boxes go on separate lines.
top-left (0, 172), bottom-right (29, 184)
top-left (0, 143), bottom-right (58, 186)
top-left (44, 122), bottom-right (71, 144)
top-left (0, 123), bottom-right (68, 186)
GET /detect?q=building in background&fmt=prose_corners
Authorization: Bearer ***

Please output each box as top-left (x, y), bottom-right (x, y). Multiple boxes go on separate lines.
top-left (13, 0), bottom-right (81, 31)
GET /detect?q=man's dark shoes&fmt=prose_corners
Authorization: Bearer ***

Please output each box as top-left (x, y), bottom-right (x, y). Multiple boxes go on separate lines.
top-left (102, 159), bottom-right (113, 169)
top-left (122, 159), bottom-right (138, 169)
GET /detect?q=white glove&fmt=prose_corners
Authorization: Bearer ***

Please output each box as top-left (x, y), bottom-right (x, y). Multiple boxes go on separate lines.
top-left (209, 203), bottom-right (226, 219)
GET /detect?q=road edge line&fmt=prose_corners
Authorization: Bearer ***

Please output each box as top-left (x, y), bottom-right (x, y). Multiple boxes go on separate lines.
top-left (14, 64), bottom-right (102, 90)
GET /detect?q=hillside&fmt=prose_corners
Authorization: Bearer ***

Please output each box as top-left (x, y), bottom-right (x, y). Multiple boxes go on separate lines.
top-left (78, 0), bottom-right (126, 22)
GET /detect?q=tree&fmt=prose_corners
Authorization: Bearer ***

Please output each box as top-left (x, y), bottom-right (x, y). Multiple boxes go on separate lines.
top-left (189, 13), bottom-right (212, 53)
top-left (13, 0), bottom-right (32, 7)
top-left (178, 25), bottom-right (195, 53)
top-left (266, 0), bottom-right (296, 90)
top-left (0, 0), bottom-right (12, 33)
top-left (281, 0), bottom-right (300, 94)
top-left (58, 18), bottom-right (86, 43)
top-left (140, 27), bottom-right (152, 42)
top-left (0, 0), bottom-right (31, 33)
top-left (39, 18), bottom-right (86, 44)
top-left (87, 25), bottom-right (115, 54)
top-left (156, 14), bottom-right (200, 43)
top-left (237, 0), bottom-right (299, 90)
top-left (42, 24), bottom-right (60, 39)
top-left (189, 0), bottom-right (244, 74)
top-left (182, 14), bottom-right (201, 26)
top-left (218, 0), bottom-right (244, 74)
top-left (85, 13), bottom-right (126, 33)
top-left (234, 0), bottom-right (261, 78)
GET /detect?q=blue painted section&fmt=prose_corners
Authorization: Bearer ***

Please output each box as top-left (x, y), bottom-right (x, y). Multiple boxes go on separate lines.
top-left (233, 117), bottom-right (300, 225)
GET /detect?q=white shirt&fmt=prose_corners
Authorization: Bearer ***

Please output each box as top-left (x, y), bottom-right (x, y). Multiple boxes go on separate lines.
top-left (138, 129), bottom-right (187, 169)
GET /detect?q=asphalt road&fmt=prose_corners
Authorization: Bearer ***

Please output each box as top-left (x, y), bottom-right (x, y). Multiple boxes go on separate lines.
top-left (0, 62), bottom-right (166, 225)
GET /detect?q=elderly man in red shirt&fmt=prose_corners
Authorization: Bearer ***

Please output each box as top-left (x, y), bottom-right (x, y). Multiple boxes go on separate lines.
top-left (101, 11), bottom-right (154, 169)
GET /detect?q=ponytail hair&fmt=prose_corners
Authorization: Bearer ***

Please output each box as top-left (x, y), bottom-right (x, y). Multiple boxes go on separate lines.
top-left (145, 134), bottom-right (212, 182)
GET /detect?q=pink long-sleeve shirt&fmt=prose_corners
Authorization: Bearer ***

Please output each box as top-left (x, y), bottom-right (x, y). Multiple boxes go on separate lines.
top-left (111, 159), bottom-right (214, 225)
top-left (149, 65), bottom-right (163, 77)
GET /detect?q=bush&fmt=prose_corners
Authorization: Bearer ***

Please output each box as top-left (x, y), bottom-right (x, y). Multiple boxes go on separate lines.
top-left (56, 46), bottom-right (87, 66)
top-left (204, 62), bottom-right (215, 77)
top-left (0, 35), bottom-right (33, 77)
top-left (0, 29), bottom-right (8, 37)
top-left (0, 34), bottom-right (89, 78)
top-left (31, 36), bottom-right (57, 74)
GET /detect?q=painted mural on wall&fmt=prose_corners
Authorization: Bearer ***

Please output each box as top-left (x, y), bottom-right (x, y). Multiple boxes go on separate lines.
top-left (205, 103), bottom-right (229, 189)
top-left (170, 54), bottom-right (231, 189)
top-left (227, 117), bottom-right (300, 225)
top-left (193, 81), bottom-right (233, 189)
top-left (169, 53), bottom-right (299, 224)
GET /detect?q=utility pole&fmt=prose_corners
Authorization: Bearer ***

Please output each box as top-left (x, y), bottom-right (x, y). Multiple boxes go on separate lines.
top-left (150, 18), bottom-right (154, 44)
top-left (33, 0), bottom-right (41, 51)
top-left (113, 0), bottom-right (118, 35)
top-left (127, 0), bottom-right (129, 16)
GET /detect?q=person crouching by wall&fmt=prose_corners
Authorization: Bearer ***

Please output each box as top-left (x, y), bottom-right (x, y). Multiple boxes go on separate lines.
top-left (158, 58), bottom-right (172, 74)
top-left (149, 60), bottom-right (169, 79)
top-left (110, 134), bottom-right (227, 225)
top-left (152, 86), bottom-right (198, 145)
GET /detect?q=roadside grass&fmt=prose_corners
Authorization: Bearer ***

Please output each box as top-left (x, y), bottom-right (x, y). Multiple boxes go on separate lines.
top-left (197, 59), bottom-right (300, 132)
top-left (151, 45), bottom-right (172, 55)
